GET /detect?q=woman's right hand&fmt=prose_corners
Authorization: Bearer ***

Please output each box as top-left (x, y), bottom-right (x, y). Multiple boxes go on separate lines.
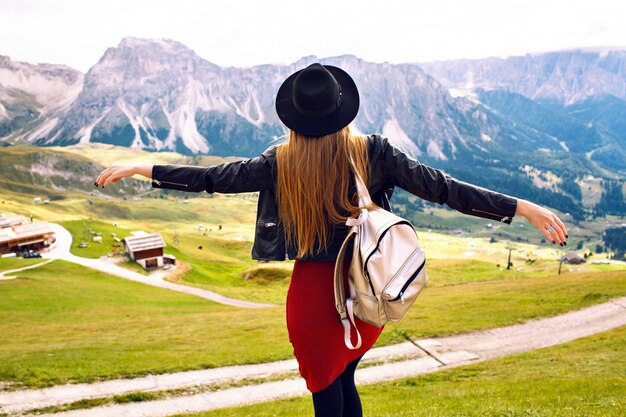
top-left (515, 199), bottom-right (568, 246)
top-left (94, 164), bottom-right (137, 188)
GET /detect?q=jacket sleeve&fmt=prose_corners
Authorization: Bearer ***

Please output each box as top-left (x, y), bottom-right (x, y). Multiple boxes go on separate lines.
top-left (151, 146), bottom-right (276, 194)
top-left (379, 137), bottom-right (518, 224)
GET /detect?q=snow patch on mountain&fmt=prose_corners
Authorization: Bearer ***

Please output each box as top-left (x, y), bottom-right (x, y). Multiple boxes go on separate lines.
top-left (166, 84), bottom-right (210, 153)
top-left (26, 117), bottom-right (59, 142)
top-left (196, 83), bottom-right (230, 114)
top-left (77, 114), bottom-right (106, 144)
top-left (449, 88), bottom-right (474, 99)
top-left (427, 140), bottom-right (447, 160)
top-left (383, 118), bottom-right (420, 156)
top-left (117, 100), bottom-right (145, 149)
top-left (47, 80), bottom-right (83, 115)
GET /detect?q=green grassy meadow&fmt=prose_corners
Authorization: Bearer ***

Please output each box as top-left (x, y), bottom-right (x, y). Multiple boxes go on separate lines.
top-left (0, 143), bottom-right (624, 396)
top-left (57, 211), bottom-right (623, 305)
top-left (0, 260), bottom-right (289, 388)
top-left (0, 258), bottom-right (624, 388)
top-left (0, 257), bottom-right (47, 273)
top-left (182, 326), bottom-right (626, 417)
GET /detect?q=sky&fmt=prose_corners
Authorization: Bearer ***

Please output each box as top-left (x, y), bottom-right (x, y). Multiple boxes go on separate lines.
top-left (1, 0), bottom-right (626, 72)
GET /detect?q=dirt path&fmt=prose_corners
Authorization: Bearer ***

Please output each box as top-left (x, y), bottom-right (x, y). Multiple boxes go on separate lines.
top-left (0, 259), bottom-right (54, 280)
top-left (41, 223), bottom-right (276, 309)
top-left (2, 296), bottom-right (624, 417)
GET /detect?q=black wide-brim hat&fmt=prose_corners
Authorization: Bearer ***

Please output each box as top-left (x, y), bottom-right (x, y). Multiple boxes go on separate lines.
top-left (275, 63), bottom-right (360, 137)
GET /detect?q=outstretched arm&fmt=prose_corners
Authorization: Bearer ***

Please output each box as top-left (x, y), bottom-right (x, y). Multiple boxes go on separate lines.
top-left (377, 137), bottom-right (568, 246)
top-left (94, 146), bottom-right (275, 194)
top-left (95, 163), bottom-right (153, 188)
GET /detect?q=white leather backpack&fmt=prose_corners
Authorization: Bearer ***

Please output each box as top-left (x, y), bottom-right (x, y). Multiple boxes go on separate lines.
top-left (333, 167), bottom-right (428, 350)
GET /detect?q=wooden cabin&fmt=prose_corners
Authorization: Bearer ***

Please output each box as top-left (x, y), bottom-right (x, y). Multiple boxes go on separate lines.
top-left (122, 232), bottom-right (167, 270)
top-left (0, 220), bottom-right (55, 255)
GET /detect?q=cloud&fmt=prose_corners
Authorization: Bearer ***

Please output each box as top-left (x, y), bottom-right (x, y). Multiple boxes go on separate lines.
top-left (0, 0), bottom-right (625, 71)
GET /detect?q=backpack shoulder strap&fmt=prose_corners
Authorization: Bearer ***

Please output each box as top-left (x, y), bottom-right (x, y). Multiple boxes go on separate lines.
top-left (334, 228), bottom-right (362, 350)
top-left (348, 158), bottom-right (373, 208)
top-left (334, 228), bottom-right (355, 319)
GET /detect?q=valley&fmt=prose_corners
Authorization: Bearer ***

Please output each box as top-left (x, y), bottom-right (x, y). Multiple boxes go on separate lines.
top-left (2, 44), bottom-right (626, 414)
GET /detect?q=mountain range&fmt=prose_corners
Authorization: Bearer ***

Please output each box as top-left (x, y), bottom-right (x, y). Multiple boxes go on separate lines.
top-left (1, 38), bottom-right (625, 217)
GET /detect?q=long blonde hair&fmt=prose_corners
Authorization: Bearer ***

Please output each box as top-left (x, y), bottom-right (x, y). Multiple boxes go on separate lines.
top-left (276, 126), bottom-right (370, 258)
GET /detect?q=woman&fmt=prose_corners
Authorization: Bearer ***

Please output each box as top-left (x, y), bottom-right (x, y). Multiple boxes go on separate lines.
top-left (95, 63), bottom-right (568, 417)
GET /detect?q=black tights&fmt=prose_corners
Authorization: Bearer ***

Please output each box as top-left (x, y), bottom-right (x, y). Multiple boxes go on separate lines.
top-left (311, 355), bottom-right (363, 417)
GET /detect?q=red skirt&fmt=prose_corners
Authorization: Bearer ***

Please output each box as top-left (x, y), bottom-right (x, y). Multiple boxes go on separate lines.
top-left (286, 259), bottom-right (384, 393)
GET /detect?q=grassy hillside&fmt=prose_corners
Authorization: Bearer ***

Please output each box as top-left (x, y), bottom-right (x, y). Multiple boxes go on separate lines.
top-left (0, 143), bottom-right (623, 306)
top-left (47, 143), bottom-right (241, 170)
top-left (0, 259), bottom-right (287, 388)
top-left (0, 143), bottom-right (624, 390)
top-left (1, 258), bottom-right (624, 388)
top-left (0, 143), bottom-right (236, 202)
top-left (0, 257), bottom-right (46, 272)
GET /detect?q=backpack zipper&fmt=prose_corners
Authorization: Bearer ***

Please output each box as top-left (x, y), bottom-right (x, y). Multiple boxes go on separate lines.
top-left (388, 258), bottom-right (426, 303)
top-left (471, 208), bottom-right (510, 223)
top-left (152, 179), bottom-right (189, 188)
top-left (363, 220), bottom-right (413, 296)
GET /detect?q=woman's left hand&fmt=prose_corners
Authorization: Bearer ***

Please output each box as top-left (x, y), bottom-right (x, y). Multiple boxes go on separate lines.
top-left (94, 164), bottom-right (137, 188)
top-left (515, 199), bottom-right (568, 246)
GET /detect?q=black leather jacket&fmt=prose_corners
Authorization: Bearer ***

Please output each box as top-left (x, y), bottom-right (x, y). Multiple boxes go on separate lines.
top-left (151, 134), bottom-right (518, 261)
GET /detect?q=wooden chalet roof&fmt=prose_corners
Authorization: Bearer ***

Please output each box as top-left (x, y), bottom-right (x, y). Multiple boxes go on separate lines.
top-left (559, 251), bottom-right (586, 263)
top-left (0, 215), bottom-right (27, 229)
top-left (123, 233), bottom-right (166, 253)
top-left (0, 221), bottom-right (53, 244)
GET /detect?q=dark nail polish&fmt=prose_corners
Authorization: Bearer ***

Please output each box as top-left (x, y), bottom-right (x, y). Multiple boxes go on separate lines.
top-left (552, 240), bottom-right (556, 244)
top-left (564, 242), bottom-right (567, 246)
top-left (566, 234), bottom-right (569, 238)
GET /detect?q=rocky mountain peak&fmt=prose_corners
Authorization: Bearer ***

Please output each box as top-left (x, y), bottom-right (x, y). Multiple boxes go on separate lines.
top-left (92, 36), bottom-right (218, 80)
top-left (118, 36), bottom-right (190, 51)
top-left (0, 55), bottom-right (83, 121)
top-left (420, 48), bottom-right (626, 103)
top-left (2, 40), bottom-right (625, 177)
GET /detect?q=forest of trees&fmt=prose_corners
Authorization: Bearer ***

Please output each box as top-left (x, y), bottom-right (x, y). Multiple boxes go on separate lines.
top-left (603, 226), bottom-right (626, 260)
top-left (594, 180), bottom-right (626, 217)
